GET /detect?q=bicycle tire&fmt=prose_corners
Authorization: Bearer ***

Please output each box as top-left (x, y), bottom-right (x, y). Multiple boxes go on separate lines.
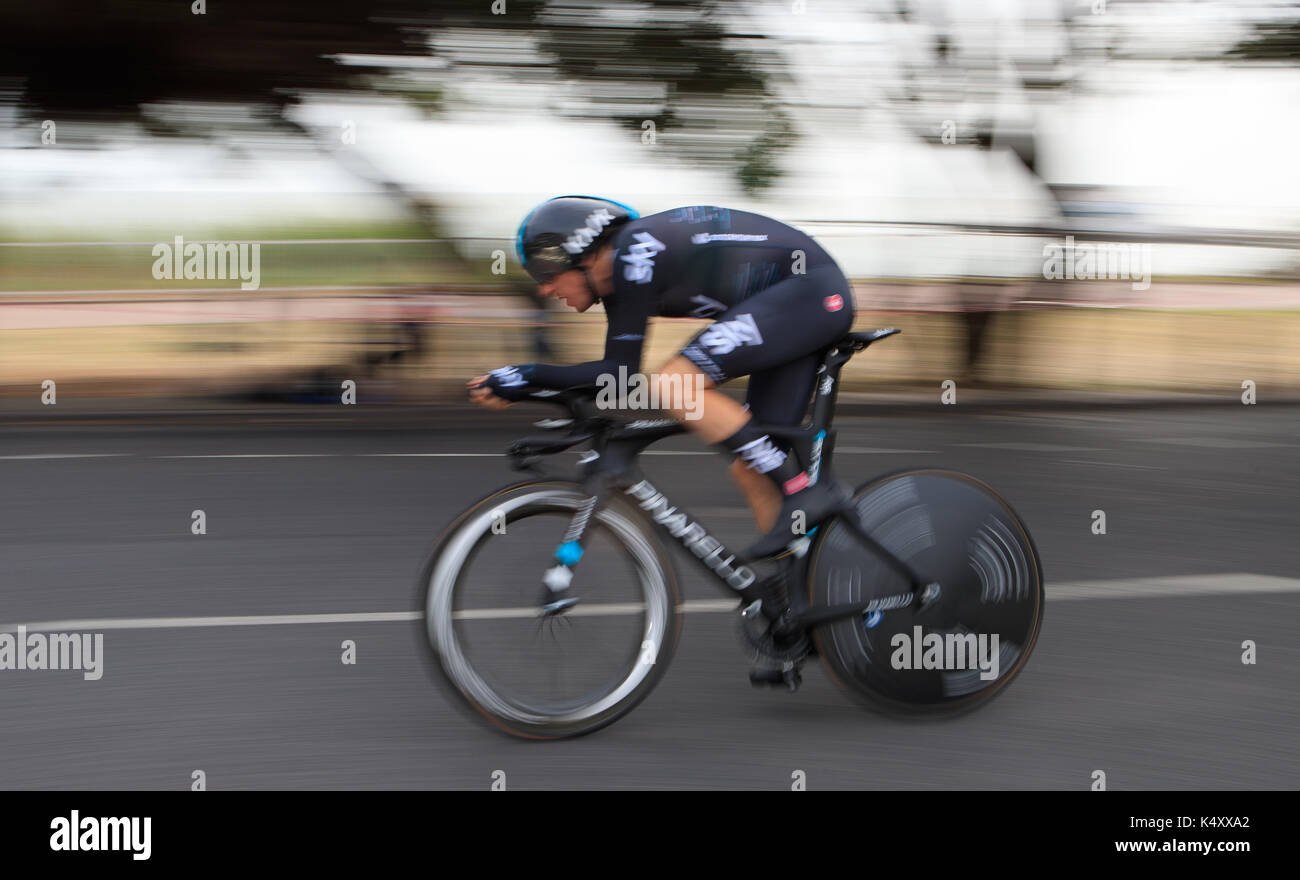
top-left (415, 479), bottom-right (684, 740)
top-left (808, 467), bottom-right (1045, 717)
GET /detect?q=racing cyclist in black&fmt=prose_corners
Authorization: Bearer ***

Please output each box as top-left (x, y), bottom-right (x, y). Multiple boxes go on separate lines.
top-left (469, 196), bottom-right (856, 562)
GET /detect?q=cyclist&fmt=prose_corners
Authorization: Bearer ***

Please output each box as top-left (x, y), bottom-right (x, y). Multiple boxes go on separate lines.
top-left (469, 196), bottom-right (856, 561)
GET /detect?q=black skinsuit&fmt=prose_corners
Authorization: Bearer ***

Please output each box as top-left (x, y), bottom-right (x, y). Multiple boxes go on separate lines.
top-left (499, 206), bottom-right (855, 426)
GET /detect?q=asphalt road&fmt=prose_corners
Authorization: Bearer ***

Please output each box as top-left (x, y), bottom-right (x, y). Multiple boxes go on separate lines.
top-left (2, 405), bottom-right (1297, 789)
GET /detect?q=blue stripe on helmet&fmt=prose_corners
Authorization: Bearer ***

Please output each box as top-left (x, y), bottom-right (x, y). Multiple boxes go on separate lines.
top-left (567, 195), bottom-right (640, 221)
top-left (554, 195), bottom-right (640, 220)
top-left (514, 203), bottom-right (542, 265)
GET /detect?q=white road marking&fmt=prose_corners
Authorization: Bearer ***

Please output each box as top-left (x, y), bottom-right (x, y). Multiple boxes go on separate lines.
top-left (681, 599), bottom-right (743, 613)
top-left (1059, 459), bottom-right (1169, 470)
top-left (159, 454), bottom-right (332, 459)
top-left (958, 442), bottom-right (1098, 452)
top-left (1050, 574), bottom-right (1300, 601)
top-left (1133, 438), bottom-right (1295, 449)
top-left (357, 453), bottom-right (504, 457)
top-left (455, 603), bottom-right (646, 620)
top-left (4, 575), bottom-right (1296, 634)
top-left (2, 611), bottom-right (420, 633)
top-left (0, 453), bottom-right (131, 460)
top-left (977, 414), bottom-right (1128, 424)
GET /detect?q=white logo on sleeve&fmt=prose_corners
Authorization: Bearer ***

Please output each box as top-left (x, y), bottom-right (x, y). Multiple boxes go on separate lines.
top-left (698, 313), bottom-right (763, 355)
top-left (621, 232), bottom-right (667, 284)
top-left (489, 366), bottom-right (528, 387)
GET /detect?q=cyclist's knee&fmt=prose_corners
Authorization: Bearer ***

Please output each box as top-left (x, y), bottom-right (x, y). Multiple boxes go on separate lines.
top-left (650, 359), bottom-right (711, 419)
top-left (656, 355), bottom-right (713, 389)
top-left (729, 457), bottom-right (767, 486)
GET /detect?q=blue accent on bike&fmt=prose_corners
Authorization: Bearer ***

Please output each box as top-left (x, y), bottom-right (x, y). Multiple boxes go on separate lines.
top-left (555, 540), bottom-right (584, 565)
top-left (863, 610), bottom-right (883, 630)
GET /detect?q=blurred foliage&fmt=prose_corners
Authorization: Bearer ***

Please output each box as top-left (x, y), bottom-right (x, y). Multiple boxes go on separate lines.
top-left (0, 0), bottom-right (788, 191)
top-left (0, 1), bottom-right (429, 122)
top-left (735, 107), bottom-right (796, 196)
top-left (1227, 19), bottom-right (1300, 60)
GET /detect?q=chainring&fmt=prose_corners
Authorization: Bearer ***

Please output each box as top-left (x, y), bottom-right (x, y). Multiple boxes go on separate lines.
top-left (736, 605), bottom-right (812, 663)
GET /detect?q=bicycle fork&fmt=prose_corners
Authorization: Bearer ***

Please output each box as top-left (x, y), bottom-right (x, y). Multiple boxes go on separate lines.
top-left (539, 491), bottom-right (602, 616)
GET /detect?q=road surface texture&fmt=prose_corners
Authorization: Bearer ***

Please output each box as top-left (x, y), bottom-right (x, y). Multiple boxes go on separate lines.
top-left (1, 405), bottom-right (1296, 789)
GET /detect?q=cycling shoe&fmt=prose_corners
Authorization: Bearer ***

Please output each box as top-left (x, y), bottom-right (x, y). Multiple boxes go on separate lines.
top-left (742, 477), bottom-right (854, 561)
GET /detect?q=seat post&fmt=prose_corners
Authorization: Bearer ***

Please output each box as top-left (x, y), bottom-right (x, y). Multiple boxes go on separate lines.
top-left (810, 345), bottom-right (854, 430)
top-left (809, 329), bottom-right (900, 428)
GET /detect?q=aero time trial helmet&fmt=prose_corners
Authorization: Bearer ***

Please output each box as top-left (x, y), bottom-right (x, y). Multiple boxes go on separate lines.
top-left (515, 196), bottom-right (639, 283)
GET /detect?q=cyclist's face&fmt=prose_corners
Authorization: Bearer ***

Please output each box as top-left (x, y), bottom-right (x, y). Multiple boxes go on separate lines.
top-left (539, 269), bottom-right (595, 312)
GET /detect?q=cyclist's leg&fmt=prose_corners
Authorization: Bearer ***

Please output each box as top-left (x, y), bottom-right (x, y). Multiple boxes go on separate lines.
top-left (730, 352), bottom-right (824, 531)
top-left (647, 354), bottom-right (780, 530)
top-left (646, 356), bottom-right (780, 531)
top-left (653, 265), bottom-right (855, 557)
top-left (650, 355), bottom-right (744, 441)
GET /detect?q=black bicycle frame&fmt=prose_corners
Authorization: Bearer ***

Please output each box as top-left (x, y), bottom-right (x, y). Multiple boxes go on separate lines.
top-left (507, 329), bottom-right (940, 625)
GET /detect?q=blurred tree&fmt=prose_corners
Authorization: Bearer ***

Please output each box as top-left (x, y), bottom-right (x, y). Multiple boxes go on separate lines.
top-left (534, 0), bottom-right (788, 190)
top-left (0, 0), bottom-right (788, 192)
top-left (1227, 19), bottom-right (1300, 60)
top-left (735, 107), bottom-right (796, 196)
top-left (0, 1), bottom-right (428, 124)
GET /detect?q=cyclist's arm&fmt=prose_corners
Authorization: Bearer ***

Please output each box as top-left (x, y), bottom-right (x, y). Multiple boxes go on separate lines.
top-left (482, 290), bottom-right (652, 398)
top-left (527, 304), bottom-right (648, 387)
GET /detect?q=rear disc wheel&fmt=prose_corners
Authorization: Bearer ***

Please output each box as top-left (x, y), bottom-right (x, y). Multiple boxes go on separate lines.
top-left (809, 468), bottom-right (1044, 716)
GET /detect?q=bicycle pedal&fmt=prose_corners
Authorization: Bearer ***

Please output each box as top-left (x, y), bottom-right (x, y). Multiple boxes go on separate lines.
top-left (748, 663), bottom-right (802, 693)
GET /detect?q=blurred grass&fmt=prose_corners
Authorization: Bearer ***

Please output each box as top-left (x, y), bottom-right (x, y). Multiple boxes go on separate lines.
top-left (0, 220), bottom-right (428, 244)
top-left (0, 241), bottom-right (457, 291)
top-left (0, 220), bottom-right (515, 290)
top-left (3, 223), bottom-right (1297, 394)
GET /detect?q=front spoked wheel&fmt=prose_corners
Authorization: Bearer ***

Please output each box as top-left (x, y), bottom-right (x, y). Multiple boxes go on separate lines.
top-left (418, 480), bottom-right (682, 739)
top-left (808, 468), bottom-right (1044, 716)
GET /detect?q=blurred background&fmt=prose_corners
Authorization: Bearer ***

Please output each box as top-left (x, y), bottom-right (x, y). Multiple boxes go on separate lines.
top-left (2, 0), bottom-right (1298, 406)
top-left (3, 1), bottom-right (1299, 792)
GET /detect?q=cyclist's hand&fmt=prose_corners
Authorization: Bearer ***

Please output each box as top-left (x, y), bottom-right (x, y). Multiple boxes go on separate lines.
top-left (467, 374), bottom-right (513, 410)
